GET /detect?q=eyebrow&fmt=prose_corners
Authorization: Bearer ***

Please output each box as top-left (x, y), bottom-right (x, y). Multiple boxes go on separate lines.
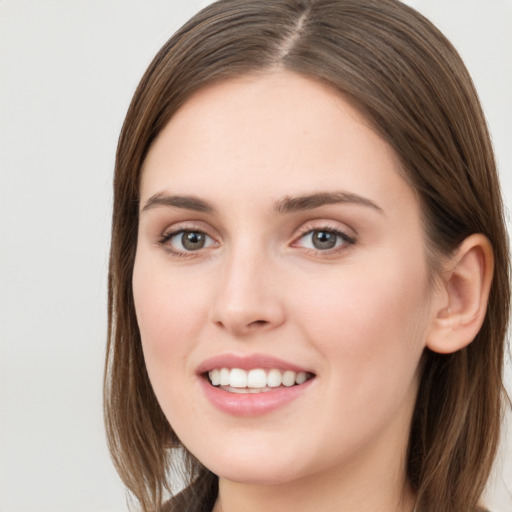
top-left (141, 193), bottom-right (215, 213)
top-left (141, 191), bottom-right (383, 215)
top-left (273, 191), bottom-right (383, 215)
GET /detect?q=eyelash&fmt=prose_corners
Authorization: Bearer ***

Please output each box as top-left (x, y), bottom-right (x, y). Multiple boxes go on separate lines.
top-left (158, 228), bottom-right (216, 258)
top-left (157, 224), bottom-right (356, 258)
top-left (292, 225), bottom-right (356, 255)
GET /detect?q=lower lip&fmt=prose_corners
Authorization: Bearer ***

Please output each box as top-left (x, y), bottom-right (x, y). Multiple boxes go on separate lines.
top-left (199, 377), bottom-right (314, 416)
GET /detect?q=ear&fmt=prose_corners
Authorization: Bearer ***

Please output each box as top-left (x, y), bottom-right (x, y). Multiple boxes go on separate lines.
top-left (426, 234), bottom-right (494, 354)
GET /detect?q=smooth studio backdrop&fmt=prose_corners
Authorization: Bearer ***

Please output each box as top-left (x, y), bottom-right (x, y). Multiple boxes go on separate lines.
top-left (1, 1), bottom-right (511, 511)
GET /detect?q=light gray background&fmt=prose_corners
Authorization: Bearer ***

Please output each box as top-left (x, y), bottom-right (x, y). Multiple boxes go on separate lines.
top-left (0, 1), bottom-right (510, 511)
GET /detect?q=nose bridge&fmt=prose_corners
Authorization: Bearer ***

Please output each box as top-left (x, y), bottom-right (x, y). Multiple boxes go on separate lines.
top-left (212, 237), bottom-right (284, 334)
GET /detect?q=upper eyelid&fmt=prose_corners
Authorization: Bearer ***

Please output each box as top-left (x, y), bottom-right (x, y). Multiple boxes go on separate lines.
top-left (156, 218), bottom-right (356, 244)
top-left (292, 228), bottom-right (356, 247)
top-left (160, 221), bottom-right (219, 238)
top-left (160, 228), bottom-right (211, 242)
top-left (292, 219), bottom-right (356, 238)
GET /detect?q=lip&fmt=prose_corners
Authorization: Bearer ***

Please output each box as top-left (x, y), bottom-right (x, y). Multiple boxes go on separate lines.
top-left (199, 376), bottom-right (314, 416)
top-left (197, 353), bottom-right (315, 417)
top-left (196, 353), bottom-right (312, 374)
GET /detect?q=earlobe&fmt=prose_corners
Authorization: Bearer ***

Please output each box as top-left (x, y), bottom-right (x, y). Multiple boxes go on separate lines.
top-left (426, 234), bottom-right (494, 354)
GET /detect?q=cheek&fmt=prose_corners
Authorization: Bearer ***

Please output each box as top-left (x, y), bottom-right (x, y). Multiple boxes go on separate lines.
top-left (293, 256), bottom-right (430, 383)
top-left (132, 257), bottom-right (212, 432)
top-left (132, 257), bottom-right (207, 372)
top-left (284, 258), bottom-right (430, 456)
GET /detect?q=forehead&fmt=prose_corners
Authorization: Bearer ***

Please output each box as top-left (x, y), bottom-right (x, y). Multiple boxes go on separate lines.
top-left (140, 70), bottom-right (415, 218)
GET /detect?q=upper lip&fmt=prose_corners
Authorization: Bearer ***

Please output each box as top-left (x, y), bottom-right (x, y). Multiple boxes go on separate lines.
top-left (196, 353), bottom-right (313, 375)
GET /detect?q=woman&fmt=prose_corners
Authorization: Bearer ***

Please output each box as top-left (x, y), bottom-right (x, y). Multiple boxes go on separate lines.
top-left (104, 1), bottom-right (510, 511)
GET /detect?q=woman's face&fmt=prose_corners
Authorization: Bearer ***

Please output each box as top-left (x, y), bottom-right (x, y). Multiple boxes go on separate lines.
top-left (133, 71), bottom-right (438, 486)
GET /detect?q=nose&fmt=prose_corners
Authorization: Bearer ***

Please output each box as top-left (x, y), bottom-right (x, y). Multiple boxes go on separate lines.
top-left (210, 247), bottom-right (285, 337)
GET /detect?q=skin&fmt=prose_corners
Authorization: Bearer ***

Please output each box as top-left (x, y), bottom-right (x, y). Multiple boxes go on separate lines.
top-left (133, 70), bottom-right (446, 512)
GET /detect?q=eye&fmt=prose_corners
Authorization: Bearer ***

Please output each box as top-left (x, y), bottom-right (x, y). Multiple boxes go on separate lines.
top-left (161, 230), bottom-right (216, 253)
top-left (295, 228), bottom-right (355, 251)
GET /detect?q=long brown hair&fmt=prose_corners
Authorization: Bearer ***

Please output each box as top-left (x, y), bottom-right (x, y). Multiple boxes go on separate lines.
top-left (104, 1), bottom-right (510, 511)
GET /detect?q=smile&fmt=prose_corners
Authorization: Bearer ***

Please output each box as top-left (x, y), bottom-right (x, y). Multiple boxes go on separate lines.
top-left (198, 354), bottom-right (316, 415)
top-left (207, 368), bottom-right (312, 393)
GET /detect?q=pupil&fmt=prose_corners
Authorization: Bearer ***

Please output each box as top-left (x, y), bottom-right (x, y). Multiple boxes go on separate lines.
top-left (182, 231), bottom-right (205, 250)
top-left (312, 231), bottom-right (337, 250)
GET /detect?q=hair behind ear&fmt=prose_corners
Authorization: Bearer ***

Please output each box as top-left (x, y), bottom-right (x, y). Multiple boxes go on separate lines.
top-left (408, 235), bottom-right (507, 511)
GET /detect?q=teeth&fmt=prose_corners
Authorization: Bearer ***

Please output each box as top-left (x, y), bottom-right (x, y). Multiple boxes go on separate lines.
top-left (210, 368), bottom-right (220, 386)
top-left (267, 368), bottom-right (282, 388)
top-left (282, 370), bottom-right (296, 387)
top-left (229, 368), bottom-right (247, 388)
top-left (219, 368), bottom-right (230, 386)
top-left (207, 368), bottom-right (311, 389)
top-left (296, 371), bottom-right (307, 384)
top-left (247, 369), bottom-right (266, 388)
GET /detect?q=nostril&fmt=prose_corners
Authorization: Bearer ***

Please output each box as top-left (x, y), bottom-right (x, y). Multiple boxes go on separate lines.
top-left (249, 320), bottom-right (268, 327)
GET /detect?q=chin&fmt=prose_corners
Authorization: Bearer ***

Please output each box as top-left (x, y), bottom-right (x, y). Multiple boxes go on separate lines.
top-left (193, 442), bottom-right (307, 486)
top-left (212, 461), bottom-right (301, 486)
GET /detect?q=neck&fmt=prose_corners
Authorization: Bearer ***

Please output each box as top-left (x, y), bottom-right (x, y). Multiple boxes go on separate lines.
top-left (214, 476), bottom-right (415, 512)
